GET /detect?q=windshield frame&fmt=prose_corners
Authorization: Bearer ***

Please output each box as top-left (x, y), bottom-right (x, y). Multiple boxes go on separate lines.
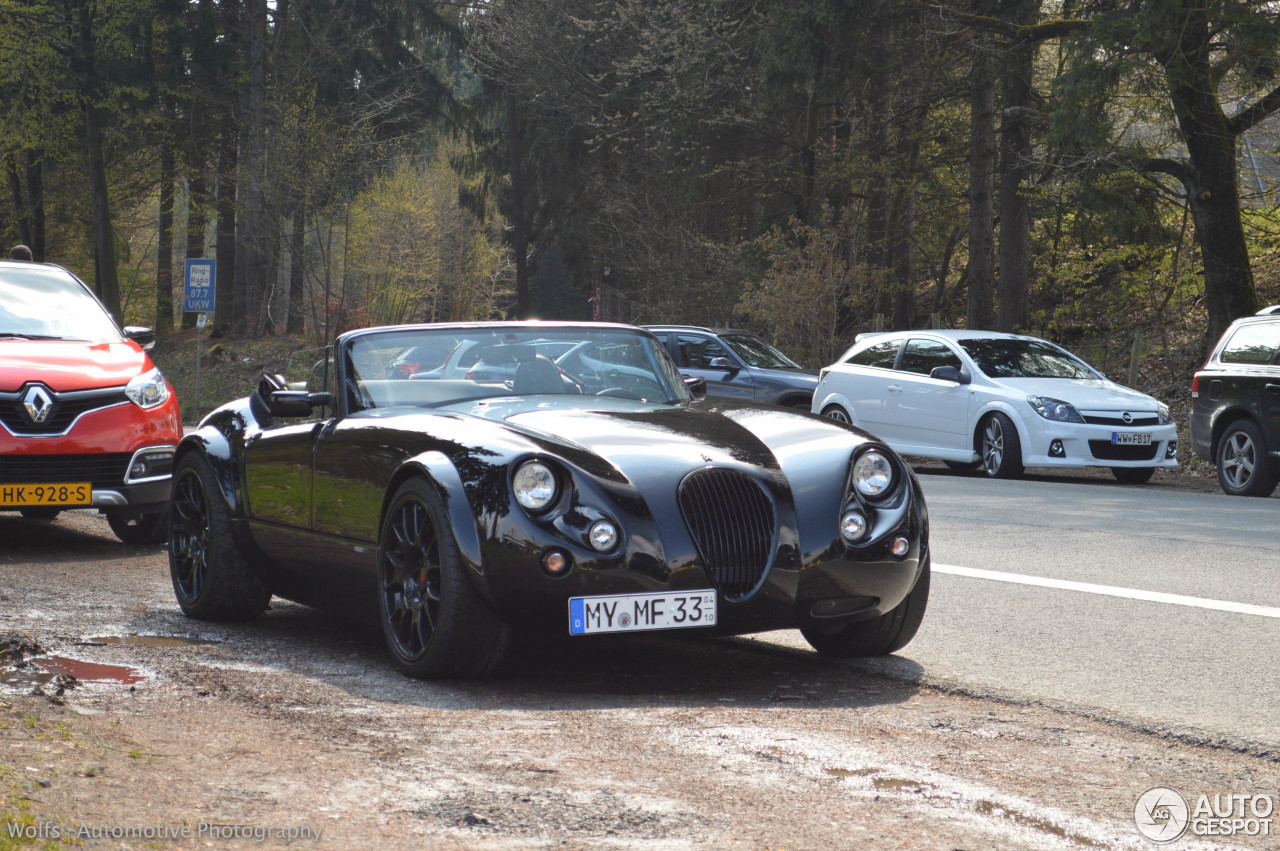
top-left (337, 324), bottom-right (690, 414)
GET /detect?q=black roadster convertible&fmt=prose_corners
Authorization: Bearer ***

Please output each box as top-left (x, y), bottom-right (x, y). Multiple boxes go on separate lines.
top-left (167, 322), bottom-right (929, 678)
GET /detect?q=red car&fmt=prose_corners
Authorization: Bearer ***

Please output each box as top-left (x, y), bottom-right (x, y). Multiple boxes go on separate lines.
top-left (0, 260), bottom-right (181, 543)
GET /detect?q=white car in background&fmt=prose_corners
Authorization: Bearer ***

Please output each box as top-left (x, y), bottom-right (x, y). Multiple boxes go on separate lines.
top-left (813, 330), bottom-right (1178, 482)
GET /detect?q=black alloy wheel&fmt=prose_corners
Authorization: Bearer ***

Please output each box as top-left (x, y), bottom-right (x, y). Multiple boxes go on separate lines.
top-left (980, 412), bottom-right (1024, 479)
top-left (381, 493), bottom-right (444, 663)
top-left (377, 478), bottom-right (509, 679)
top-left (168, 453), bottom-right (271, 620)
top-left (170, 468), bottom-right (210, 606)
top-left (1216, 419), bottom-right (1278, 497)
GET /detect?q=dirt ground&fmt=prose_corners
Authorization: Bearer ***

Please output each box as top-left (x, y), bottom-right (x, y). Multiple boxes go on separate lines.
top-left (2, 509), bottom-right (1276, 851)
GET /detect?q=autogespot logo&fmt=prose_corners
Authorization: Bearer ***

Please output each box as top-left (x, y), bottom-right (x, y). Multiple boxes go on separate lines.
top-left (1135, 787), bottom-right (1190, 843)
top-left (1135, 787), bottom-right (1275, 842)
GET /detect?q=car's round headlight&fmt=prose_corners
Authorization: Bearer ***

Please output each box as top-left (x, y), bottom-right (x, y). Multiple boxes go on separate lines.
top-left (853, 450), bottom-right (894, 498)
top-left (125, 367), bottom-right (170, 409)
top-left (840, 510), bottom-right (867, 542)
top-left (513, 461), bottom-right (557, 511)
top-left (588, 519), bottom-right (619, 552)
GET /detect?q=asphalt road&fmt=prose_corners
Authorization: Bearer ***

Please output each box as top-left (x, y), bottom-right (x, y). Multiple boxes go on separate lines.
top-left (764, 468), bottom-right (1280, 753)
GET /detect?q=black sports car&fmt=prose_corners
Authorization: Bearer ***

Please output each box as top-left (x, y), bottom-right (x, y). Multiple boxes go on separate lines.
top-left (168, 322), bottom-right (930, 678)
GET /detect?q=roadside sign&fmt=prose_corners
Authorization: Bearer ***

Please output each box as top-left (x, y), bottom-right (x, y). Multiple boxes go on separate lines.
top-left (184, 258), bottom-right (216, 313)
top-left (196, 313), bottom-right (208, 329)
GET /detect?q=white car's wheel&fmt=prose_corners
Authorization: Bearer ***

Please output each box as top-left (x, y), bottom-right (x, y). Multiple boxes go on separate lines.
top-left (980, 413), bottom-right (1024, 479)
top-left (822, 405), bottom-right (852, 424)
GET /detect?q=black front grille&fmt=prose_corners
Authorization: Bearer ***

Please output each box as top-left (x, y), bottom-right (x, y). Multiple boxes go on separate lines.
top-left (1088, 441), bottom-right (1158, 461)
top-left (0, 389), bottom-right (130, 435)
top-left (0, 453), bottom-right (132, 488)
top-left (677, 468), bottom-right (775, 601)
top-left (1083, 414), bottom-right (1160, 427)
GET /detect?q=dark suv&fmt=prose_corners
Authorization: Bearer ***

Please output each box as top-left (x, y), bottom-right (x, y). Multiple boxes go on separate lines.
top-left (1190, 307), bottom-right (1280, 496)
top-left (644, 325), bottom-right (818, 408)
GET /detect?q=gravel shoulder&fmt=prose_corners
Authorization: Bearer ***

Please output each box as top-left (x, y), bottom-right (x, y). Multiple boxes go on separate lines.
top-left (2, 510), bottom-right (1276, 850)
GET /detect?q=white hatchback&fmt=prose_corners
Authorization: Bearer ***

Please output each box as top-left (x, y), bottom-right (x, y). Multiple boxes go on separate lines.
top-left (812, 330), bottom-right (1178, 482)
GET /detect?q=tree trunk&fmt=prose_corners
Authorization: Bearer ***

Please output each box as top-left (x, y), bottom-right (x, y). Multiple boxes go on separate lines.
top-left (181, 167), bottom-right (209, 329)
top-left (506, 91), bottom-right (531, 319)
top-left (287, 203), bottom-right (306, 334)
top-left (156, 144), bottom-right (175, 333)
top-left (25, 152), bottom-right (44, 262)
top-left (84, 103), bottom-right (120, 319)
top-left (1164, 68), bottom-right (1258, 340)
top-left (997, 1), bottom-right (1038, 333)
top-left (214, 130), bottom-right (237, 334)
top-left (968, 40), bottom-right (998, 330)
top-left (237, 0), bottom-right (268, 334)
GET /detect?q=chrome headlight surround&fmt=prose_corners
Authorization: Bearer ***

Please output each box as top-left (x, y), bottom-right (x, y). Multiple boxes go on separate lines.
top-left (125, 367), bottom-right (171, 410)
top-left (1026, 395), bottom-right (1084, 423)
top-left (512, 460), bottom-right (559, 513)
top-left (852, 448), bottom-right (895, 499)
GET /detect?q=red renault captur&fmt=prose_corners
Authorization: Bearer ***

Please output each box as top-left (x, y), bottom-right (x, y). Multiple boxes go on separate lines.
top-left (0, 260), bottom-right (181, 543)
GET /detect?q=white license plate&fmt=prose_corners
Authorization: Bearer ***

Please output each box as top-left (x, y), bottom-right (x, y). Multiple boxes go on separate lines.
top-left (569, 590), bottom-right (717, 635)
top-left (1112, 432), bottom-right (1152, 446)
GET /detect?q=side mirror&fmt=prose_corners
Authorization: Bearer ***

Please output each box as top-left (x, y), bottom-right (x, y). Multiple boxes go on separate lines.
top-left (684, 375), bottom-right (708, 400)
top-left (930, 365), bottom-right (971, 385)
top-left (267, 389), bottom-right (335, 417)
top-left (123, 326), bottom-right (156, 350)
top-left (708, 356), bottom-right (737, 372)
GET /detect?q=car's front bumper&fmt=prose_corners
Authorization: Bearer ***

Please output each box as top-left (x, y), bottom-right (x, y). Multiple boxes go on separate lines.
top-left (1017, 419), bottom-right (1179, 469)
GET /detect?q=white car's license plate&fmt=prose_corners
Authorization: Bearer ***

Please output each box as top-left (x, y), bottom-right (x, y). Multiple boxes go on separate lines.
top-left (1112, 432), bottom-right (1153, 446)
top-left (569, 590), bottom-right (717, 635)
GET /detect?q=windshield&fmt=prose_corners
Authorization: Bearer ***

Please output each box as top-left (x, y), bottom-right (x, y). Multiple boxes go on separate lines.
top-left (721, 333), bottom-right (801, 368)
top-left (344, 325), bottom-right (689, 409)
top-left (959, 338), bottom-right (1099, 380)
top-left (0, 265), bottom-right (123, 343)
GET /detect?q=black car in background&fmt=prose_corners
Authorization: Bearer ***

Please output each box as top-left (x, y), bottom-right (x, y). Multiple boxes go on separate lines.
top-left (1190, 307), bottom-right (1280, 496)
top-left (645, 325), bottom-right (818, 409)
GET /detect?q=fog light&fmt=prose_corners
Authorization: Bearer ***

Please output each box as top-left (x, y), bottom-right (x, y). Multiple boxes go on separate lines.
top-left (541, 550), bottom-right (571, 576)
top-left (588, 519), bottom-right (619, 552)
top-left (1166, 440), bottom-right (1178, 459)
top-left (1049, 439), bottom-right (1065, 458)
top-left (840, 510), bottom-right (867, 542)
top-left (891, 536), bottom-right (910, 557)
top-left (125, 446), bottom-right (176, 483)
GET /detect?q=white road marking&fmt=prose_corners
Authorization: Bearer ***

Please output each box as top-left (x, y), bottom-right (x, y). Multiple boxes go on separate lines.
top-left (934, 563), bottom-right (1280, 619)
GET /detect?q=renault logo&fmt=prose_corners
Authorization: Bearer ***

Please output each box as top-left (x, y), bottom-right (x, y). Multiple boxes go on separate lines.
top-left (22, 386), bottom-right (54, 424)
top-left (1121, 411), bottom-right (1134, 424)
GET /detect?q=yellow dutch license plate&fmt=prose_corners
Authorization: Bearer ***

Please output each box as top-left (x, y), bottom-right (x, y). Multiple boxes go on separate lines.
top-left (0, 483), bottom-right (92, 507)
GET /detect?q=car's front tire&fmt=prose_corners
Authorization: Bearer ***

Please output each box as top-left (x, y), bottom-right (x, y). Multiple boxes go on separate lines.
top-left (980, 413), bottom-right (1024, 479)
top-left (107, 510), bottom-right (169, 545)
top-left (822, 405), bottom-right (852, 424)
top-left (1111, 466), bottom-right (1155, 484)
top-left (378, 477), bottom-right (509, 679)
top-left (1216, 419), bottom-right (1278, 497)
top-left (802, 551), bottom-right (930, 657)
top-left (168, 453), bottom-right (272, 620)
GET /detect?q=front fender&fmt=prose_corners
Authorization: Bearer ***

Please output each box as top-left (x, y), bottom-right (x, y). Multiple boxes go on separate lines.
top-left (813, 391), bottom-right (865, 428)
top-left (971, 400), bottom-right (1031, 450)
top-left (396, 450), bottom-right (485, 578)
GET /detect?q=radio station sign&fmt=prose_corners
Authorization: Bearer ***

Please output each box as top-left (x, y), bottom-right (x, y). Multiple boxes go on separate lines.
top-left (183, 258), bottom-right (216, 313)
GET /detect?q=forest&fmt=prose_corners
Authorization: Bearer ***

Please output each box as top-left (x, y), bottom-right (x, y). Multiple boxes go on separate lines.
top-left (4, 0), bottom-right (1280, 370)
